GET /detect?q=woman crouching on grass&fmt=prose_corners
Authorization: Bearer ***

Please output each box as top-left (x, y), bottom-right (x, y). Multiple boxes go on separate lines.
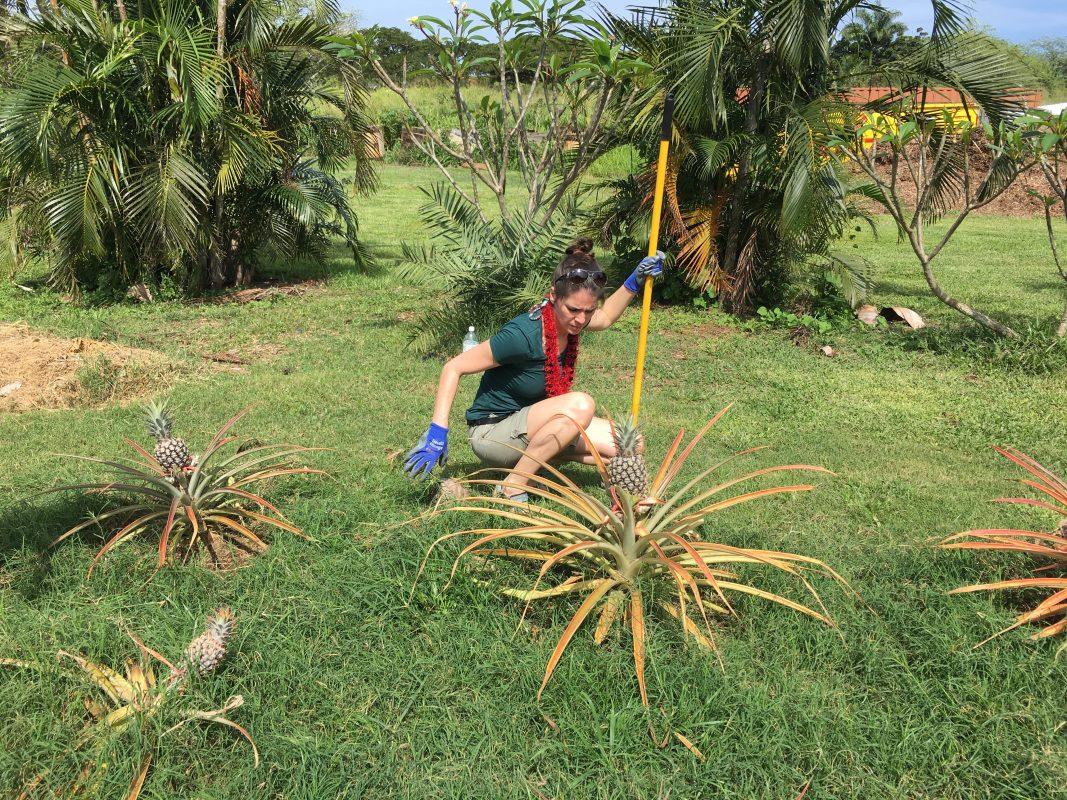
top-left (403, 238), bottom-right (663, 501)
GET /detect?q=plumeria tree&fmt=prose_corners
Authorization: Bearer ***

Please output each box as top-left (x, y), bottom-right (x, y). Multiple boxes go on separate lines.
top-left (329, 0), bottom-right (648, 351)
top-left (332, 0), bottom-right (648, 225)
top-left (832, 111), bottom-right (1034, 337)
top-left (828, 4), bottom-right (1040, 337)
top-left (1017, 109), bottom-right (1067, 336)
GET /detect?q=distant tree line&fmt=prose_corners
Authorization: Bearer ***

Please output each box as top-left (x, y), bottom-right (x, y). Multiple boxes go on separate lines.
top-left (829, 8), bottom-right (929, 81)
top-left (361, 13), bottom-right (1065, 97)
top-left (1022, 38), bottom-right (1067, 96)
top-left (828, 9), bottom-right (1066, 98)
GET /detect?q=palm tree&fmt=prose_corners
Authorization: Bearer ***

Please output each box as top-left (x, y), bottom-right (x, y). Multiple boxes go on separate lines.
top-left (834, 8), bottom-right (909, 71)
top-left (604, 0), bottom-right (874, 310)
top-left (602, 0), bottom-right (1029, 312)
top-left (0, 0), bottom-right (375, 292)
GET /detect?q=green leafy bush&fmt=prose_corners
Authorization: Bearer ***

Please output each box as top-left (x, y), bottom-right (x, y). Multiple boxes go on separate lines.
top-left (752, 306), bottom-right (852, 336)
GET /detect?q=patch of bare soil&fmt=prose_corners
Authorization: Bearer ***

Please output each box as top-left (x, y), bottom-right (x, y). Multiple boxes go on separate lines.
top-left (861, 141), bottom-right (1056, 217)
top-left (0, 322), bottom-right (168, 412)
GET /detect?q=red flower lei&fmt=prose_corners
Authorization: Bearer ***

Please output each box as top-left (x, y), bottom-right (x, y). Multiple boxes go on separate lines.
top-left (537, 298), bottom-right (580, 397)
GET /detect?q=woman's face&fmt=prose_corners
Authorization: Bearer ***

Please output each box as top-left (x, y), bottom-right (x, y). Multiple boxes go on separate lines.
top-left (550, 288), bottom-right (599, 336)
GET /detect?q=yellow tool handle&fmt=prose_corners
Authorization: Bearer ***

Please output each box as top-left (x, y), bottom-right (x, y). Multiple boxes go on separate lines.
top-left (630, 94), bottom-right (674, 423)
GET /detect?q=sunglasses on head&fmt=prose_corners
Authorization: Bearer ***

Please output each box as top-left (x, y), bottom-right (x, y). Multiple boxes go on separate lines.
top-left (556, 268), bottom-right (607, 287)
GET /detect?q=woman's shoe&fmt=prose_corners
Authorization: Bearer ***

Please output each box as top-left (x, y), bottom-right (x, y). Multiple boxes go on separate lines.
top-left (493, 485), bottom-right (529, 503)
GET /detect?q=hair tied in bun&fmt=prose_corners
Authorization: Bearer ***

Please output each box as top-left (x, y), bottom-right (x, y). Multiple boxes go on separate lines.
top-left (565, 238), bottom-right (594, 258)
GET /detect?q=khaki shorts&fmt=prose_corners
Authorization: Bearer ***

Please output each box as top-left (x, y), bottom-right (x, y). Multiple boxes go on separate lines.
top-left (468, 407), bottom-right (580, 468)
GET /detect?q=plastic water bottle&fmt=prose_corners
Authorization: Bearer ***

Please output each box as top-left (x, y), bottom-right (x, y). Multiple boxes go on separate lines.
top-left (462, 326), bottom-right (478, 352)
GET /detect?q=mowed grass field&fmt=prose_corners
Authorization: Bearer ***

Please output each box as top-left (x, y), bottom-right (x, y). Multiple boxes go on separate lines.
top-left (0, 164), bottom-right (1065, 798)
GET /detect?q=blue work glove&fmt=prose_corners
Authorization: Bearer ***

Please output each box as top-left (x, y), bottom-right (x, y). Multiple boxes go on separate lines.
top-left (404, 423), bottom-right (448, 480)
top-left (623, 251), bottom-right (665, 293)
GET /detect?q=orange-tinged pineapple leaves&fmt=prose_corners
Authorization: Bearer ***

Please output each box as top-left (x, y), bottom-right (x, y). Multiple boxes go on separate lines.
top-left (594, 591), bottom-right (624, 645)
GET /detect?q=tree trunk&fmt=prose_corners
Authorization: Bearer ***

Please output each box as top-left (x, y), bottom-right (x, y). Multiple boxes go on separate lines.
top-left (721, 63), bottom-right (765, 308)
top-left (1039, 197), bottom-right (1067, 337)
top-left (1060, 196), bottom-right (1067, 337)
top-left (918, 256), bottom-right (1017, 337)
top-left (209, 0), bottom-right (228, 288)
top-left (209, 202), bottom-right (228, 288)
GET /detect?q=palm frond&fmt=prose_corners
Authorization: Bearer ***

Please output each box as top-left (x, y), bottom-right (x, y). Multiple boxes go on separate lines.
top-left (768, 0), bottom-right (829, 74)
top-left (823, 252), bottom-right (873, 308)
top-left (125, 143), bottom-right (210, 256)
top-left (397, 183), bottom-right (579, 353)
top-left (660, 2), bottom-right (741, 130)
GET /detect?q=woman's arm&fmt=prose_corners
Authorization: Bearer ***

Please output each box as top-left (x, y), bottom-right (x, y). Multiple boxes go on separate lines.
top-left (585, 285), bottom-right (637, 332)
top-left (585, 253), bottom-right (665, 332)
top-left (405, 340), bottom-right (500, 480)
top-left (430, 340), bottom-right (499, 427)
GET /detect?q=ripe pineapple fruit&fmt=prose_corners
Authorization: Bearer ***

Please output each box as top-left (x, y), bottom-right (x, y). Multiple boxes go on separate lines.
top-left (606, 415), bottom-right (648, 498)
top-left (145, 401), bottom-right (190, 471)
top-left (186, 608), bottom-right (236, 675)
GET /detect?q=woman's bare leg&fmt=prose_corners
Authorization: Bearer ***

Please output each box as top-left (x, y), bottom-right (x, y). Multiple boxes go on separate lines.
top-left (558, 416), bottom-right (621, 465)
top-left (504, 392), bottom-right (597, 495)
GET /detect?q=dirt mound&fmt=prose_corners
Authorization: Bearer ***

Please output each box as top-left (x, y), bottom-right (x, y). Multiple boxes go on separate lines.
top-left (0, 323), bottom-right (167, 412)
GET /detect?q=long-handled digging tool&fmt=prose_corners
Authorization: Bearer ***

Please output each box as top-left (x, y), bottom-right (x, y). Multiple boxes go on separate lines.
top-left (630, 92), bottom-right (674, 423)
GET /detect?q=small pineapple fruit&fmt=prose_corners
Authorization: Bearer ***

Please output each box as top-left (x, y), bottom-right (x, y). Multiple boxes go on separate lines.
top-left (606, 415), bottom-right (648, 498)
top-left (145, 401), bottom-right (190, 471)
top-left (186, 608), bottom-right (236, 675)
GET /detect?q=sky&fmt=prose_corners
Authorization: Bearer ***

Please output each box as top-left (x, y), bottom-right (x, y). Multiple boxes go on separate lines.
top-left (348, 0), bottom-right (1066, 45)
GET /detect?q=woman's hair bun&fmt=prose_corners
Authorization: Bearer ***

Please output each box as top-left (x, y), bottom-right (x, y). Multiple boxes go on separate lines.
top-left (565, 238), bottom-right (594, 257)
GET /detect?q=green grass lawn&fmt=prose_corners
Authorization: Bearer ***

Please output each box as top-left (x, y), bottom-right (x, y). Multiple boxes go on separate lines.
top-left (1, 165), bottom-right (1065, 798)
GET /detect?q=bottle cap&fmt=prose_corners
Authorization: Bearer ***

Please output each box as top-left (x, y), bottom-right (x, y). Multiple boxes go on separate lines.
top-left (468, 326), bottom-right (475, 333)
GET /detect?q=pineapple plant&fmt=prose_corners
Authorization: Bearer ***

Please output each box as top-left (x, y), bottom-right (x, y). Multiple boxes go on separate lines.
top-left (45, 406), bottom-right (326, 575)
top-left (186, 608), bottom-right (236, 675)
top-left (940, 446), bottom-right (1067, 654)
top-left (145, 401), bottom-right (190, 471)
top-left (2, 615), bottom-right (258, 797)
top-left (414, 405), bottom-right (855, 706)
top-left (606, 414), bottom-right (648, 498)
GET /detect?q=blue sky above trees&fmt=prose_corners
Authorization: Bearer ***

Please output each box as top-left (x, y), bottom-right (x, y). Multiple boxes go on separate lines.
top-left (349, 1), bottom-right (1065, 44)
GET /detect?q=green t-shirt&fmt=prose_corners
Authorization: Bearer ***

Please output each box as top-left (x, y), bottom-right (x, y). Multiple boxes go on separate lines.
top-left (465, 310), bottom-right (565, 423)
